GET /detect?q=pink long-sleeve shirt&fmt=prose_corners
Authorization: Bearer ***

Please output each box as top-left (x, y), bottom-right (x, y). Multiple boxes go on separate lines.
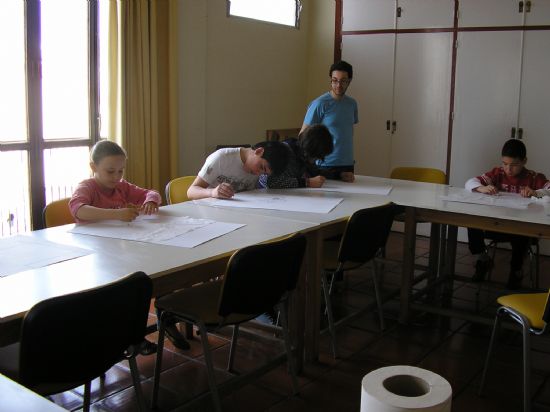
top-left (69, 178), bottom-right (162, 222)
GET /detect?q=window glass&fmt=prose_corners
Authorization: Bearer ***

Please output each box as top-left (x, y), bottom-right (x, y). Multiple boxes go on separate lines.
top-left (99, 0), bottom-right (111, 139)
top-left (228, 0), bottom-right (300, 28)
top-left (0, 151), bottom-right (30, 236)
top-left (41, 0), bottom-right (89, 140)
top-left (0, 1), bottom-right (27, 142)
top-left (44, 147), bottom-right (91, 205)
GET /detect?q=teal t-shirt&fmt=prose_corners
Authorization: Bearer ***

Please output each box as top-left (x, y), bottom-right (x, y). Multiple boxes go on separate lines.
top-left (303, 92), bottom-right (358, 167)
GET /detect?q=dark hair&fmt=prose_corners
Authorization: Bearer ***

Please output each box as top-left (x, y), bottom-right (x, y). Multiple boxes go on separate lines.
top-left (252, 140), bottom-right (290, 175)
top-left (90, 140), bottom-right (126, 164)
top-left (329, 60), bottom-right (353, 79)
top-left (501, 138), bottom-right (526, 160)
top-left (298, 124), bottom-right (334, 162)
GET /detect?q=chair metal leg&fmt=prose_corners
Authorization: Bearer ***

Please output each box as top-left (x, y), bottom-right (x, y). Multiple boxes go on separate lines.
top-left (371, 259), bottom-right (385, 331)
top-left (227, 324), bottom-right (239, 372)
top-left (197, 322), bottom-right (222, 412)
top-left (128, 352), bottom-right (147, 412)
top-left (151, 316), bottom-right (167, 409)
top-left (83, 381), bottom-right (91, 412)
top-left (321, 272), bottom-right (338, 358)
top-left (479, 310), bottom-right (502, 396)
top-left (522, 321), bottom-right (531, 412)
top-left (278, 302), bottom-right (299, 395)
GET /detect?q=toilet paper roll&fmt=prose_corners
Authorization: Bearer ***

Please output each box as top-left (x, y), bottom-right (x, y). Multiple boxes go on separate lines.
top-left (361, 365), bottom-right (452, 412)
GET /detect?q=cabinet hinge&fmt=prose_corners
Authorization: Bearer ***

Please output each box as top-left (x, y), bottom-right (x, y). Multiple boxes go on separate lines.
top-left (454, 39), bottom-right (459, 49)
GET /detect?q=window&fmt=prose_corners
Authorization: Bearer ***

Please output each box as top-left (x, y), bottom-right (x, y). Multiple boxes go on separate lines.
top-left (227, 0), bottom-right (301, 28)
top-left (0, 0), bottom-right (109, 235)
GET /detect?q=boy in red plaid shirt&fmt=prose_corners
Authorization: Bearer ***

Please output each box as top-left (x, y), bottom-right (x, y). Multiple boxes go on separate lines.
top-left (465, 139), bottom-right (550, 289)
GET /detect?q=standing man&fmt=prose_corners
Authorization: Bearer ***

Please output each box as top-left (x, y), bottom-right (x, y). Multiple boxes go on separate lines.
top-left (301, 60), bottom-right (358, 182)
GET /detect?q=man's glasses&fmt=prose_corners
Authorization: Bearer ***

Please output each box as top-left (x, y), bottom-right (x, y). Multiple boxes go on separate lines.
top-left (331, 78), bottom-right (350, 86)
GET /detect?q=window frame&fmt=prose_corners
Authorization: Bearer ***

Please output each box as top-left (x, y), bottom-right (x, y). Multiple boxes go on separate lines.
top-left (0, 0), bottom-right (101, 231)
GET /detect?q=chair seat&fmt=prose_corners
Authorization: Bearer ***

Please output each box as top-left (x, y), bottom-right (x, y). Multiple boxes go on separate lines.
top-left (155, 280), bottom-right (256, 326)
top-left (497, 293), bottom-right (548, 330)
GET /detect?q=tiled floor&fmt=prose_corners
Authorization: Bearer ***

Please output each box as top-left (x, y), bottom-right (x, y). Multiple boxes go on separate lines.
top-left (49, 232), bottom-right (550, 411)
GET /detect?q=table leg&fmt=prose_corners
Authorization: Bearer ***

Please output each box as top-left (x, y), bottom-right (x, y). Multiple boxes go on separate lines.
top-left (304, 230), bottom-right (322, 363)
top-left (400, 207), bottom-right (417, 323)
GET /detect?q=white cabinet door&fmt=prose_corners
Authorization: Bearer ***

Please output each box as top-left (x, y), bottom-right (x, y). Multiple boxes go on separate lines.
top-left (518, 30), bottom-right (550, 176)
top-left (449, 31), bottom-right (522, 187)
top-left (343, 34), bottom-right (395, 177)
top-left (458, 0), bottom-right (524, 27)
top-left (391, 33), bottom-right (453, 172)
top-left (397, 0), bottom-right (454, 29)
top-left (342, 0), bottom-right (396, 31)
top-left (524, 0), bottom-right (550, 25)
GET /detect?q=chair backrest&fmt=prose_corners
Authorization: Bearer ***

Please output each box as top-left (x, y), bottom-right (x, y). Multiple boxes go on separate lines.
top-left (266, 128), bottom-right (301, 142)
top-left (390, 167), bottom-right (446, 184)
top-left (218, 233), bottom-right (306, 318)
top-left (338, 203), bottom-right (396, 264)
top-left (42, 198), bottom-right (74, 228)
top-left (165, 176), bottom-right (196, 204)
top-left (18, 271), bottom-right (152, 393)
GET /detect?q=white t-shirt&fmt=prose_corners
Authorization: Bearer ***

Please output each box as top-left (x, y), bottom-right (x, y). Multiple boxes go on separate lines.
top-left (198, 148), bottom-right (259, 192)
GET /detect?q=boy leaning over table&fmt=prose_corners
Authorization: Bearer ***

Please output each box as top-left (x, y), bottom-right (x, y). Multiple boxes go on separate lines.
top-left (465, 138), bottom-right (550, 290)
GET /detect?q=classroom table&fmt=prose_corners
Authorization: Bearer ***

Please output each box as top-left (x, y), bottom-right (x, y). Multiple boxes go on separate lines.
top-left (2, 177), bottom-right (549, 366)
top-left (0, 203), bottom-right (318, 350)
top-left (197, 177), bottom-right (550, 360)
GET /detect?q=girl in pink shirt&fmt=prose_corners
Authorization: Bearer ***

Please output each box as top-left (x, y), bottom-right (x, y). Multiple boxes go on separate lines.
top-left (69, 140), bottom-right (161, 223)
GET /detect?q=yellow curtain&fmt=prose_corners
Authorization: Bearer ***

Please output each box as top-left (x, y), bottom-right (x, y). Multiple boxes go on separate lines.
top-left (108, 0), bottom-right (179, 198)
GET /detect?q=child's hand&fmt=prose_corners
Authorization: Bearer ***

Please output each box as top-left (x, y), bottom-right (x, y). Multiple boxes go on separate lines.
top-left (141, 201), bottom-right (159, 215)
top-left (308, 175), bottom-right (326, 188)
top-left (476, 185), bottom-right (498, 195)
top-left (520, 186), bottom-right (536, 198)
top-left (117, 207), bottom-right (140, 222)
top-left (212, 182), bottom-right (235, 199)
top-left (340, 171), bottom-right (355, 182)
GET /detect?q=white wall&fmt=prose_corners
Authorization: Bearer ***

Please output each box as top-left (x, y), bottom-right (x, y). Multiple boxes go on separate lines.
top-left (177, 0), bottom-right (336, 176)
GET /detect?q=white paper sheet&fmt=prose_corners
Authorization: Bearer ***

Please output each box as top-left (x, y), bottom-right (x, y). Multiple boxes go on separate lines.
top-left (310, 175), bottom-right (392, 195)
top-left (440, 190), bottom-right (534, 210)
top-left (69, 215), bottom-right (245, 248)
top-left (0, 235), bottom-right (92, 277)
top-left (209, 191), bottom-right (343, 213)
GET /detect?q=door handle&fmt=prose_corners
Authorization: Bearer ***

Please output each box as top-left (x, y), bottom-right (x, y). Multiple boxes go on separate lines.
top-left (511, 127), bottom-right (516, 138)
top-left (518, 128), bottom-right (523, 139)
top-left (386, 120), bottom-right (391, 131)
top-left (391, 121), bottom-right (397, 134)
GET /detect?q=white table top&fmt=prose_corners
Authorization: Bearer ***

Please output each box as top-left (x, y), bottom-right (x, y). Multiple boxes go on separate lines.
top-left (0, 373), bottom-right (67, 411)
top-left (198, 176), bottom-right (550, 228)
top-left (0, 202), bottom-right (317, 322)
top-left (2, 176), bottom-right (549, 325)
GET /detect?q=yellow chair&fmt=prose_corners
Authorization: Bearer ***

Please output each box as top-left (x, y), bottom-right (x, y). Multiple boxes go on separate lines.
top-left (42, 198), bottom-right (74, 228)
top-left (165, 176), bottom-right (196, 205)
top-left (479, 290), bottom-right (550, 412)
top-left (390, 167), bottom-right (446, 184)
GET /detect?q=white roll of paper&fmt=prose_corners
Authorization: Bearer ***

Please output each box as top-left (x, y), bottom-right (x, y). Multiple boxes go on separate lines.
top-left (360, 365), bottom-right (452, 412)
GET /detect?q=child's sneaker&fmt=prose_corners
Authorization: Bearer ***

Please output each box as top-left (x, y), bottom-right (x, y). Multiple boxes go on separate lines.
top-left (506, 269), bottom-right (523, 290)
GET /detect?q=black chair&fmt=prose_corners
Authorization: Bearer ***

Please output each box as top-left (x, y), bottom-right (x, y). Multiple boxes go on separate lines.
top-left (322, 203), bottom-right (395, 358)
top-left (151, 233), bottom-right (307, 412)
top-left (0, 271), bottom-right (152, 412)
